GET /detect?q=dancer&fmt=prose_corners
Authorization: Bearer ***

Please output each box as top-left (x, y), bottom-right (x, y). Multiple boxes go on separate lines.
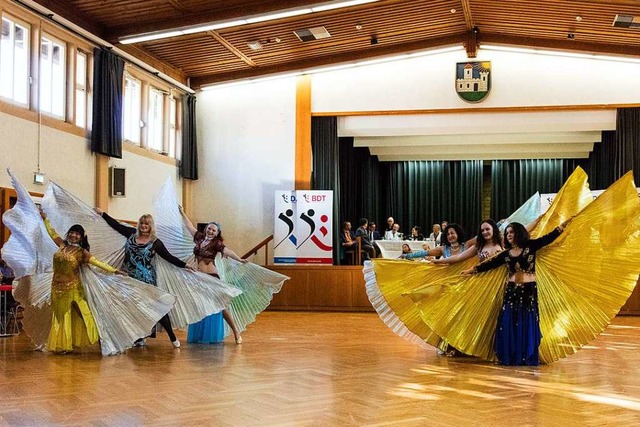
top-left (433, 219), bottom-right (502, 265)
top-left (180, 212), bottom-right (245, 344)
top-left (176, 204), bottom-right (289, 344)
top-left (3, 169), bottom-right (176, 355)
top-left (367, 167), bottom-right (640, 364)
top-left (39, 209), bottom-right (122, 352)
top-left (461, 220), bottom-right (567, 365)
top-left (96, 209), bottom-right (190, 348)
top-left (401, 223), bottom-right (469, 260)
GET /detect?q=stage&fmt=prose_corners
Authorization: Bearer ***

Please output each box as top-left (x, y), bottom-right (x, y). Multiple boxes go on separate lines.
top-left (2, 311), bottom-right (640, 425)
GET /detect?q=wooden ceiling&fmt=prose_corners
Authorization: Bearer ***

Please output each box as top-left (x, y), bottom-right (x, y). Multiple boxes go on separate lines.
top-left (25, 0), bottom-right (640, 89)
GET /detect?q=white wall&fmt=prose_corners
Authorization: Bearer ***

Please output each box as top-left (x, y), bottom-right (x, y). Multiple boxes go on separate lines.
top-left (311, 48), bottom-right (640, 112)
top-left (107, 147), bottom-right (182, 221)
top-left (0, 112), bottom-right (181, 221)
top-left (194, 78), bottom-right (297, 256)
top-left (0, 112), bottom-right (94, 200)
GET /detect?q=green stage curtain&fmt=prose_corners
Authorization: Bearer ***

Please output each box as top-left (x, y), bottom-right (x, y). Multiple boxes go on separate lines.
top-left (379, 160), bottom-right (482, 240)
top-left (491, 159), bottom-right (564, 221)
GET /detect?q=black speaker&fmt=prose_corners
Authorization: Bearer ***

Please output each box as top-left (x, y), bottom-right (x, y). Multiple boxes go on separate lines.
top-left (110, 167), bottom-right (126, 197)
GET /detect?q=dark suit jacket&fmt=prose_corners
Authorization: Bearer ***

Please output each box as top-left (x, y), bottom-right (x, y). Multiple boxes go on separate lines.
top-left (367, 230), bottom-right (381, 241)
top-left (355, 227), bottom-right (373, 248)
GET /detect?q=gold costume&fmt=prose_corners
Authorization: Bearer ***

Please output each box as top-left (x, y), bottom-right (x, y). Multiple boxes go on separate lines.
top-left (366, 168), bottom-right (640, 364)
top-left (48, 246), bottom-right (99, 352)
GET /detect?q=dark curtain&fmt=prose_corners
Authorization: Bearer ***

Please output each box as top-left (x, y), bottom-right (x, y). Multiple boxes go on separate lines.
top-left (91, 47), bottom-right (124, 158)
top-left (563, 130), bottom-right (617, 190)
top-left (311, 117), bottom-right (341, 263)
top-left (379, 160), bottom-right (482, 240)
top-left (491, 159), bottom-right (564, 221)
top-left (180, 94), bottom-right (199, 180)
top-left (615, 107), bottom-right (640, 180)
top-left (338, 137), bottom-right (380, 230)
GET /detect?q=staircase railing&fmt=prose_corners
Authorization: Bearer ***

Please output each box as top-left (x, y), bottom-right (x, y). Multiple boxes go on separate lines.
top-left (242, 235), bottom-right (274, 265)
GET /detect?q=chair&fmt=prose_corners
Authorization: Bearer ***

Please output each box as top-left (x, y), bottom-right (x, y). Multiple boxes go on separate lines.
top-left (0, 284), bottom-right (19, 337)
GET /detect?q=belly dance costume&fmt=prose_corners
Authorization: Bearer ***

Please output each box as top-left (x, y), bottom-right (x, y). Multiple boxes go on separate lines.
top-left (48, 246), bottom-right (100, 352)
top-left (474, 228), bottom-right (562, 366)
top-left (187, 233), bottom-right (226, 344)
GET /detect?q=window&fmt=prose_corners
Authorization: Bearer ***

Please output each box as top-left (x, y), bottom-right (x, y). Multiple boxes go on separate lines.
top-left (168, 96), bottom-right (178, 158)
top-left (39, 34), bottom-right (66, 118)
top-left (123, 74), bottom-right (141, 143)
top-left (0, 15), bottom-right (30, 105)
top-left (148, 87), bottom-right (164, 152)
top-left (75, 50), bottom-right (87, 127)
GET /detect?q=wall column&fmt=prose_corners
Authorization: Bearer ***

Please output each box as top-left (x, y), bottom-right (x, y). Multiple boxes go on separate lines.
top-left (95, 154), bottom-right (109, 210)
top-left (295, 75), bottom-right (312, 190)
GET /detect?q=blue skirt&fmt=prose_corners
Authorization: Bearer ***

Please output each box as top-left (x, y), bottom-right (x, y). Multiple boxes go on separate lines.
top-left (494, 282), bottom-right (542, 366)
top-left (187, 312), bottom-right (225, 344)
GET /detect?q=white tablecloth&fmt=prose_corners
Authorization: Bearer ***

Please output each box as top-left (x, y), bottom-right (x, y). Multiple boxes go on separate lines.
top-left (375, 239), bottom-right (437, 259)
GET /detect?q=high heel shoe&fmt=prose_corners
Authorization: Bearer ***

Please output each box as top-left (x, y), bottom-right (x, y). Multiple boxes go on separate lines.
top-left (235, 336), bottom-right (243, 344)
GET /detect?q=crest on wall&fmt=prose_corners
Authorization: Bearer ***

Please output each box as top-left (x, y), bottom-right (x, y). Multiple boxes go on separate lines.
top-left (455, 61), bottom-right (491, 103)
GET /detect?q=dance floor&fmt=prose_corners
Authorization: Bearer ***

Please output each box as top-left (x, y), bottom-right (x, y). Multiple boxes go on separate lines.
top-left (2, 311), bottom-right (640, 426)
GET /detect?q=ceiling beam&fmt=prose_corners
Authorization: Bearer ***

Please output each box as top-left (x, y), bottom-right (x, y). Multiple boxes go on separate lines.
top-left (117, 44), bottom-right (188, 84)
top-left (206, 31), bottom-right (257, 67)
top-left (191, 33), bottom-right (466, 87)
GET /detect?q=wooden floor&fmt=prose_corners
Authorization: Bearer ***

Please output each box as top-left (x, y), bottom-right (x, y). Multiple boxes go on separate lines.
top-left (2, 312), bottom-right (640, 426)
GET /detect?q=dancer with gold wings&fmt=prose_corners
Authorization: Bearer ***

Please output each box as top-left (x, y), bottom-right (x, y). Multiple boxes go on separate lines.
top-left (366, 167), bottom-right (640, 364)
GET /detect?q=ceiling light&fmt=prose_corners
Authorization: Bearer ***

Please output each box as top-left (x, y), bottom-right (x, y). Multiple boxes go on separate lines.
top-left (119, 0), bottom-right (381, 44)
top-left (246, 9), bottom-right (312, 24)
top-left (247, 40), bottom-right (263, 50)
top-left (480, 44), bottom-right (640, 63)
top-left (311, 0), bottom-right (379, 12)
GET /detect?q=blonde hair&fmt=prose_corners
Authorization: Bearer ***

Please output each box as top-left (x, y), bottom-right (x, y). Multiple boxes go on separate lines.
top-left (137, 214), bottom-right (157, 240)
top-left (433, 224), bottom-right (441, 232)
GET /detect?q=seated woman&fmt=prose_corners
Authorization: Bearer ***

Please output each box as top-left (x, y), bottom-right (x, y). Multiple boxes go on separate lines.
top-left (408, 226), bottom-right (424, 241)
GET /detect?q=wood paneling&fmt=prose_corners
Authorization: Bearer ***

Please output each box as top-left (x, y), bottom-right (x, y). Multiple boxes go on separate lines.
top-left (267, 265), bottom-right (373, 311)
top-left (24, 0), bottom-right (640, 85)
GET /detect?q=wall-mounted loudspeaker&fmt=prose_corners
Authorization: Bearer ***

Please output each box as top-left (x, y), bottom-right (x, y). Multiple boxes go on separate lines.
top-left (110, 167), bottom-right (126, 197)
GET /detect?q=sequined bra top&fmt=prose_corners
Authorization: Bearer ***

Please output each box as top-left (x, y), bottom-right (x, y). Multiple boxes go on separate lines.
top-left (475, 228), bottom-right (562, 275)
top-left (193, 231), bottom-right (225, 261)
top-left (52, 246), bottom-right (85, 290)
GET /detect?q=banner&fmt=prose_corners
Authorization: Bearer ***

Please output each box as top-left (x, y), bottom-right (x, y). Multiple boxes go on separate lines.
top-left (295, 190), bottom-right (333, 264)
top-left (273, 191), bottom-right (297, 264)
top-left (273, 190), bottom-right (333, 264)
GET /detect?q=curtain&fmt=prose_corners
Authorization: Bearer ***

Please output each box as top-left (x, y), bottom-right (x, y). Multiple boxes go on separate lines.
top-left (379, 160), bottom-right (482, 240)
top-left (180, 94), bottom-right (198, 180)
top-left (91, 47), bottom-right (124, 158)
top-left (563, 130), bottom-right (616, 190)
top-left (338, 137), bottom-right (380, 230)
top-left (491, 159), bottom-right (564, 221)
top-left (311, 117), bottom-right (340, 263)
top-left (615, 107), bottom-right (640, 180)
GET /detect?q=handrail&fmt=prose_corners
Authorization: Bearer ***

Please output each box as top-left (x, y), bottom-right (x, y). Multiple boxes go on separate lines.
top-left (242, 235), bottom-right (274, 265)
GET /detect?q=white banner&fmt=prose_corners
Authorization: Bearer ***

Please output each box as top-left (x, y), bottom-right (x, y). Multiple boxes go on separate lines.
top-left (540, 187), bottom-right (640, 212)
top-left (273, 191), bottom-right (297, 264)
top-left (273, 190), bottom-right (333, 264)
top-left (295, 190), bottom-right (333, 264)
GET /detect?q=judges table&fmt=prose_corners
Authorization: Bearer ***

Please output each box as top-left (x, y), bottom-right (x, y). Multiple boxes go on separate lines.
top-left (375, 239), bottom-right (436, 259)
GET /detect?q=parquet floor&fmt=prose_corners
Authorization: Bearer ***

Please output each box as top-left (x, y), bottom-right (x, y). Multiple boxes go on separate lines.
top-left (2, 312), bottom-right (640, 426)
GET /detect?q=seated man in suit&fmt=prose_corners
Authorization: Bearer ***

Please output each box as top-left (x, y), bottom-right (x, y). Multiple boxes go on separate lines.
top-left (340, 221), bottom-right (357, 264)
top-left (355, 218), bottom-right (376, 262)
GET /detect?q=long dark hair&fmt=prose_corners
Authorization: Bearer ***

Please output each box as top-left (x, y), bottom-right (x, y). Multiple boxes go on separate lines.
top-left (476, 219), bottom-right (502, 252)
top-left (504, 222), bottom-right (529, 249)
top-left (442, 223), bottom-right (464, 247)
top-left (65, 224), bottom-right (90, 250)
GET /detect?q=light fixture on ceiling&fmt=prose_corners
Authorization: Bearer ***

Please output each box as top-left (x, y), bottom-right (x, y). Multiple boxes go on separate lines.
top-left (247, 40), bottom-right (263, 50)
top-left (119, 0), bottom-right (380, 44)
